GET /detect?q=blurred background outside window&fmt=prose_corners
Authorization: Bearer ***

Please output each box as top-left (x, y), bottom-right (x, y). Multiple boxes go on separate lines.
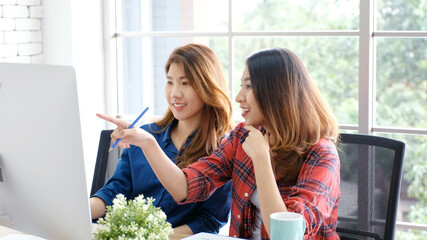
top-left (103, 1), bottom-right (427, 239)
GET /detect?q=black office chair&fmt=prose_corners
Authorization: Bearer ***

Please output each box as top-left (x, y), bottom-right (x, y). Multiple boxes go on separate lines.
top-left (336, 133), bottom-right (405, 240)
top-left (90, 130), bottom-right (122, 196)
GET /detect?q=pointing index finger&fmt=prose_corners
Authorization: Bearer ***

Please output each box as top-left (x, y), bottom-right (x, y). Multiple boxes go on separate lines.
top-left (96, 113), bottom-right (130, 128)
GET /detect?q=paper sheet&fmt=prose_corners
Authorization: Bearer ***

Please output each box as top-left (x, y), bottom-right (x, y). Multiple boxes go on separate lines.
top-left (181, 232), bottom-right (247, 240)
top-left (0, 234), bottom-right (47, 240)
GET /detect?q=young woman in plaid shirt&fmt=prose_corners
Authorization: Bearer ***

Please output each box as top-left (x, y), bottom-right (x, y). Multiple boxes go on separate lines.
top-left (99, 48), bottom-right (341, 239)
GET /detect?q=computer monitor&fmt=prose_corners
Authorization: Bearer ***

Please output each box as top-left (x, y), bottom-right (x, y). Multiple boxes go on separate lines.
top-left (0, 63), bottom-right (92, 240)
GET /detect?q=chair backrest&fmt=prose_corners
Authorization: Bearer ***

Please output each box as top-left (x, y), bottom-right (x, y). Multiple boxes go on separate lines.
top-left (90, 130), bottom-right (123, 196)
top-left (337, 133), bottom-right (405, 240)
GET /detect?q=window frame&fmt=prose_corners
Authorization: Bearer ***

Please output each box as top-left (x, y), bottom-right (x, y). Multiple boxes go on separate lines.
top-left (102, 0), bottom-right (427, 231)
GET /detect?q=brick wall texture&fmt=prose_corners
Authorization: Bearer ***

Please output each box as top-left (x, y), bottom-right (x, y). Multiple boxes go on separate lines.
top-left (0, 0), bottom-right (43, 63)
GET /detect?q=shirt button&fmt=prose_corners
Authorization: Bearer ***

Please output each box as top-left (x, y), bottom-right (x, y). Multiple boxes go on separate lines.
top-left (237, 214), bottom-right (241, 219)
top-left (244, 192), bottom-right (249, 197)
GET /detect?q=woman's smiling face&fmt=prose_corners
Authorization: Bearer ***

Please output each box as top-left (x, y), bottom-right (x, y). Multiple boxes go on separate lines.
top-left (235, 66), bottom-right (265, 127)
top-left (165, 62), bottom-right (204, 125)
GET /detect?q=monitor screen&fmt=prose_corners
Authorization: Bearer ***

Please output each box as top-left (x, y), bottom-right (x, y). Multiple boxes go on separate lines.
top-left (0, 63), bottom-right (92, 240)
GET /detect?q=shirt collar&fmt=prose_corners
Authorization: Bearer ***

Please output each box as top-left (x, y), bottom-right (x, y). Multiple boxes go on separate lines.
top-left (161, 118), bottom-right (198, 151)
top-left (161, 118), bottom-right (177, 144)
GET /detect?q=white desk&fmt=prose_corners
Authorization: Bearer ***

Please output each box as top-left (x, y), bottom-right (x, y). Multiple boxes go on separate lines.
top-left (0, 225), bottom-right (26, 237)
top-left (0, 225), bottom-right (190, 240)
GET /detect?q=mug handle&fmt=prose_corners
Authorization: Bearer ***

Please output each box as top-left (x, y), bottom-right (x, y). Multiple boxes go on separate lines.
top-left (302, 219), bottom-right (306, 235)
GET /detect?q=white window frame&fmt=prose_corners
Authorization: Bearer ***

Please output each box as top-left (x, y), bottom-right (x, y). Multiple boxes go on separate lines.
top-left (102, 0), bottom-right (427, 231)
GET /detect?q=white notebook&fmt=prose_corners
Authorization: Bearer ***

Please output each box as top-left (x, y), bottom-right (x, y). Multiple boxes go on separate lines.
top-left (181, 232), bottom-right (247, 240)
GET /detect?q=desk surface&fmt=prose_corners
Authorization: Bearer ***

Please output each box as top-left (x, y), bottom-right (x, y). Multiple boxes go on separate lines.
top-left (0, 225), bottom-right (190, 240)
top-left (0, 225), bottom-right (26, 237)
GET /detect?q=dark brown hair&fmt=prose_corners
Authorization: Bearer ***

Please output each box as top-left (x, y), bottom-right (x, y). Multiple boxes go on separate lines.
top-left (152, 43), bottom-right (234, 168)
top-left (247, 48), bottom-right (339, 184)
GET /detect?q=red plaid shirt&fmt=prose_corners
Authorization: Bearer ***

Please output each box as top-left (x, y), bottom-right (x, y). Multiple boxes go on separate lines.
top-left (182, 122), bottom-right (341, 240)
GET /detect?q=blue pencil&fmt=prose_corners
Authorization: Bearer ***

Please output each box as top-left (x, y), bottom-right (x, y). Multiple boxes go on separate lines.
top-left (108, 106), bottom-right (149, 152)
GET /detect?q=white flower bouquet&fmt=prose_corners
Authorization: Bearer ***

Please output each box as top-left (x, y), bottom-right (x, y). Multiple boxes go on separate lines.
top-left (93, 194), bottom-right (173, 240)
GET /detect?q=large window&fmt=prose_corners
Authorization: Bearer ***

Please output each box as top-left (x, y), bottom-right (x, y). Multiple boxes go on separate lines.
top-left (103, 0), bottom-right (427, 238)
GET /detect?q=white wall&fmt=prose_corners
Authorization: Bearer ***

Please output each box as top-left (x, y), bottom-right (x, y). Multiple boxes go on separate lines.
top-left (42, 0), bottom-right (72, 65)
top-left (0, 0), bottom-right (43, 63)
top-left (42, 0), bottom-right (105, 193)
top-left (1, 0), bottom-right (106, 193)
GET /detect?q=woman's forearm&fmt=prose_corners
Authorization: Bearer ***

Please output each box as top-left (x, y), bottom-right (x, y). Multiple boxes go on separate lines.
top-left (94, 113), bottom-right (191, 202)
top-left (172, 224), bottom-right (194, 235)
top-left (253, 158), bottom-right (288, 237)
top-left (90, 197), bottom-right (107, 219)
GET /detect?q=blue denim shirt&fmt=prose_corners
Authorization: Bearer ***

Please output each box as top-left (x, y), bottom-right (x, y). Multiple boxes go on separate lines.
top-left (93, 120), bottom-right (232, 234)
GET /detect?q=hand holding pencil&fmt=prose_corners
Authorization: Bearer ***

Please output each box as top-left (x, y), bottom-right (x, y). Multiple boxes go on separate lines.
top-left (96, 107), bottom-right (152, 150)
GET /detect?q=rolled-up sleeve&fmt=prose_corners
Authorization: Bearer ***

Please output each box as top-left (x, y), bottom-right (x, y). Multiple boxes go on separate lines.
top-left (182, 129), bottom-right (237, 203)
top-left (284, 141), bottom-right (341, 237)
top-left (186, 181), bottom-right (232, 233)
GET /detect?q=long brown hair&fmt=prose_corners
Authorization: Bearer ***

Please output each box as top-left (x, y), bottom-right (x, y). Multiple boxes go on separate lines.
top-left (152, 43), bottom-right (233, 168)
top-left (247, 48), bottom-right (338, 184)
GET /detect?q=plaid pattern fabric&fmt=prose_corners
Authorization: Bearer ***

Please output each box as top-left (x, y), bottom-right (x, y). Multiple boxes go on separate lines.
top-left (182, 122), bottom-right (341, 240)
